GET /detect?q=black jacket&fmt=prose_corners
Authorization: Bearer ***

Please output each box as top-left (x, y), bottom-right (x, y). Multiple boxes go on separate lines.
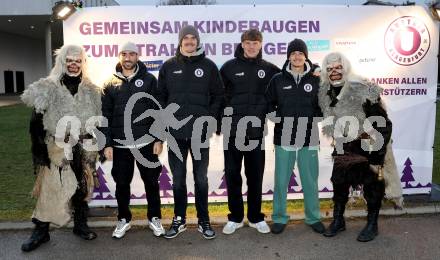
top-left (101, 61), bottom-right (160, 147)
top-left (220, 44), bottom-right (280, 139)
top-left (157, 47), bottom-right (224, 140)
top-left (265, 59), bottom-right (322, 147)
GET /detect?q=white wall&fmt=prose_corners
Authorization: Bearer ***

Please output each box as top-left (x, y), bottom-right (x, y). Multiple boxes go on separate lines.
top-left (0, 31), bottom-right (46, 94)
top-left (1, 0), bottom-right (53, 15)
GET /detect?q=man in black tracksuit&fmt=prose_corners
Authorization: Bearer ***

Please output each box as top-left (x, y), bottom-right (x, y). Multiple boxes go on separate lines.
top-left (219, 29), bottom-right (280, 234)
top-left (157, 25), bottom-right (224, 239)
top-left (101, 42), bottom-right (164, 239)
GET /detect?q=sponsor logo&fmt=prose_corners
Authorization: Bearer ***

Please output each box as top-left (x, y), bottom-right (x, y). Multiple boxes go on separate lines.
top-left (135, 79), bottom-right (144, 87)
top-left (173, 70), bottom-right (182, 74)
top-left (384, 16), bottom-right (430, 66)
top-left (143, 60), bottom-right (163, 71)
top-left (283, 85), bottom-right (292, 90)
top-left (333, 39), bottom-right (358, 49)
top-left (304, 84), bottom-right (313, 92)
top-left (359, 57), bottom-right (376, 63)
top-left (257, 70), bottom-right (265, 78)
top-left (235, 72), bottom-right (245, 76)
top-left (306, 40), bottom-right (330, 51)
top-left (195, 68), bottom-right (204, 77)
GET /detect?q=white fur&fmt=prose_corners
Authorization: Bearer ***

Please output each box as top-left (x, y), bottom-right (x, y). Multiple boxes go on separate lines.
top-left (318, 79), bottom-right (382, 138)
top-left (21, 76), bottom-right (101, 136)
top-left (49, 45), bottom-right (89, 83)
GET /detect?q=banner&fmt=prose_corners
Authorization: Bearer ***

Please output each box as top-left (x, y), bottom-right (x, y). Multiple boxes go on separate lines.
top-left (63, 5), bottom-right (438, 206)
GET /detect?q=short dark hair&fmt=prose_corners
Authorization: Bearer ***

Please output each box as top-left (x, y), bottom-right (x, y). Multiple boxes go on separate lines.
top-left (241, 29), bottom-right (263, 42)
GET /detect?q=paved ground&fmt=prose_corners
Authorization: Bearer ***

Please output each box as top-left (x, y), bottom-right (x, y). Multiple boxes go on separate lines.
top-left (1, 214), bottom-right (439, 260)
top-left (0, 94), bottom-right (21, 107)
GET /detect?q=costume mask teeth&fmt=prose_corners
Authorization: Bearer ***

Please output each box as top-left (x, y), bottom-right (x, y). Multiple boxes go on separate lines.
top-left (65, 55), bottom-right (82, 77)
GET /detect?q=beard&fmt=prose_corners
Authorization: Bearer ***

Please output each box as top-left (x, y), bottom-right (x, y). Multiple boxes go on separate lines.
top-left (122, 61), bottom-right (135, 70)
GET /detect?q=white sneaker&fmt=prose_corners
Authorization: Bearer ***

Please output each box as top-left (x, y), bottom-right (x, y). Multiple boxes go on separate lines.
top-left (249, 221), bottom-right (270, 234)
top-left (148, 217), bottom-right (165, 237)
top-left (222, 221), bottom-right (244, 235)
top-left (112, 218), bottom-right (131, 239)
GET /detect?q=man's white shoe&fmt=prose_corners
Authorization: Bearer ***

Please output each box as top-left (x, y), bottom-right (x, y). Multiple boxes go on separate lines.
top-left (112, 218), bottom-right (131, 239)
top-left (249, 221), bottom-right (270, 234)
top-left (222, 221), bottom-right (244, 235)
top-left (148, 217), bottom-right (166, 237)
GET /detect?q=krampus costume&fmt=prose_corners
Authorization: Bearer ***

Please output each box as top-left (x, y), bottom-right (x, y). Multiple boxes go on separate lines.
top-left (20, 45), bottom-right (101, 252)
top-left (318, 52), bottom-right (402, 242)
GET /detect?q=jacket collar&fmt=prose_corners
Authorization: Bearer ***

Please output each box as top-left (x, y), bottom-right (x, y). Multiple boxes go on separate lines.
top-left (114, 61), bottom-right (146, 81)
top-left (176, 44), bottom-right (206, 63)
top-left (281, 59), bottom-right (313, 80)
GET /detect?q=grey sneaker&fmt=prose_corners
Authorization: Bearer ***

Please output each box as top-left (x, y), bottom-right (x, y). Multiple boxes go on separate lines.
top-left (112, 218), bottom-right (131, 239)
top-left (249, 220), bottom-right (270, 234)
top-left (148, 217), bottom-right (165, 237)
top-left (222, 221), bottom-right (244, 235)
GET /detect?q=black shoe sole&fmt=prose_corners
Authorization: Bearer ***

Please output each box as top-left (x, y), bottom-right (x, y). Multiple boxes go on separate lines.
top-left (197, 228), bottom-right (216, 240)
top-left (164, 227), bottom-right (187, 239)
top-left (271, 224), bottom-right (286, 234)
top-left (73, 230), bottom-right (98, 240)
top-left (21, 235), bottom-right (50, 252)
top-left (323, 227), bottom-right (346, 237)
top-left (310, 224), bottom-right (326, 234)
top-left (356, 231), bottom-right (378, 242)
top-left (271, 229), bottom-right (285, 234)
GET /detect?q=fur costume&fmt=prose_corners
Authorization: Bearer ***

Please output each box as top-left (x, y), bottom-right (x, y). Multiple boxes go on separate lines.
top-left (21, 45), bottom-right (101, 226)
top-left (318, 61), bottom-right (403, 208)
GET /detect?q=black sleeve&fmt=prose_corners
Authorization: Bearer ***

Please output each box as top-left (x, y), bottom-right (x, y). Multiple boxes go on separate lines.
top-left (149, 76), bottom-right (165, 143)
top-left (265, 75), bottom-right (278, 114)
top-left (313, 78), bottom-right (323, 117)
top-left (100, 86), bottom-right (114, 148)
top-left (149, 75), bottom-right (161, 110)
top-left (271, 63), bottom-right (282, 75)
top-left (311, 61), bottom-right (321, 73)
top-left (209, 65), bottom-right (225, 120)
top-left (157, 65), bottom-right (169, 109)
top-left (29, 109), bottom-right (50, 174)
top-left (220, 65), bottom-right (232, 107)
top-left (364, 99), bottom-right (392, 165)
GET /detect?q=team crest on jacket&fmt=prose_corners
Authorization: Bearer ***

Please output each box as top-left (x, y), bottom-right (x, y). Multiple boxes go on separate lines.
top-left (304, 84), bottom-right (313, 92)
top-left (135, 79), bottom-right (144, 87)
top-left (195, 68), bottom-right (204, 77)
top-left (257, 70), bottom-right (265, 78)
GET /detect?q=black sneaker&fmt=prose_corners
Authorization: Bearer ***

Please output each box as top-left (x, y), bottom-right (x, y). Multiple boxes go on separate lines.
top-left (198, 221), bottom-right (216, 240)
top-left (271, 223), bottom-right (286, 234)
top-left (309, 221), bottom-right (325, 234)
top-left (164, 216), bottom-right (186, 239)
